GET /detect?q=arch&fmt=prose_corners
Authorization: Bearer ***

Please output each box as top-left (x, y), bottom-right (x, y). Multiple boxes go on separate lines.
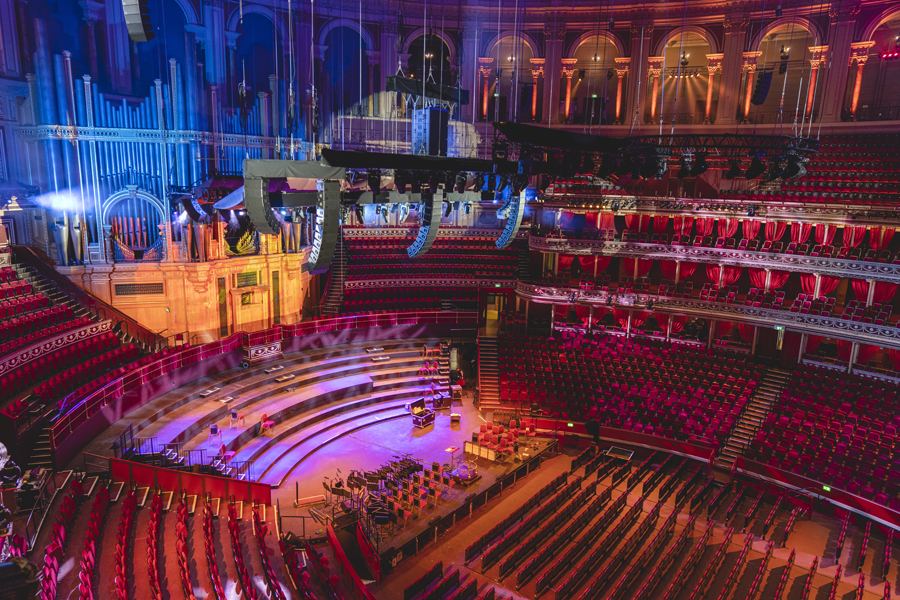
top-left (861, 4), bottom-right (900, 42)
top-left (567, 31), bottom-right (626, 58)
top-left (102, 188), bottom-right (167, 228)
top-left (402, 28), bottom-right (457, 60)
top-left (482, 31), bottom-right (542, 59)
top-left (316, 18), bottom-right (375, 50)
top-left (653, 26), bottom-right (719, 56)
top-left (750, 16), bottom-right (824, 50)
top-left (170, 0), bottom-right (199, 26)
top-left (226, 4), bottom-right (289, 48)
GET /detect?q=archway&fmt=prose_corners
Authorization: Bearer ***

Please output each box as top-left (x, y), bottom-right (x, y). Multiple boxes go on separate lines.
top-left (654, 31), bottom-right (713, 124)
top-left (406, 34), bottom-right (454, 87)
top-left (232, 12), bottom-right (284, 106)
top-left (103, 189), bottom-right (167, 250)
top-left (569, 35), bottom-right (622, 125)
top-left (746, 24), bottom-right (818, 123)
top-left (854, 13), bottom-right (900, 120)
top-left (323, 26), bottom-right (370, 145)
top-left (485, 35), bottom-right (536, 122)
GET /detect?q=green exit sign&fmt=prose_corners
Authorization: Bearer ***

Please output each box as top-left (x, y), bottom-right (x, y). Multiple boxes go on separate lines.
top-left (823, 485), bottom-right (831, 491)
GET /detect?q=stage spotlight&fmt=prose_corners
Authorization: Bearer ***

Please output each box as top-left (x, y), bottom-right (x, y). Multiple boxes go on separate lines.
top-left (409, 173), bottom-right (422, 194)
top-left (611, 199), bottom-right (620, 212)
top-left (443, 202), bottom-right (453, 218)
top-left (394, 170), bottom-right (409, 193)
top-left (399, 203), bottom-right (410, 222)
top-left (782, 153), bottom-right (808, 180)
top-left (474, 173), bottom-right (486, 191)
top-left (380, 205), bottom-right (389, 223)
top-left (367, 170), bottom-right (381, 194)
top-left (629, 158), bottom-right (644, 180)
top-left (724, 160), bottom-right (742, 180)
top-left (444, 171), bottom-right (457, 190)
top-left (428, 172), bottom-right (442, 194)
top-left (744, 155), bottom-right (767, 179)
top-left (496, 175), bottom-right (510, 194)
top-left (765, 158), bottom-right (785, 181)
top-left (642, 155), bottom-right (669, 180)
top-left (677, 156), bottom-right (693, 179)
top-left (748, 205), bottom-right (756, 217)
top-left (455, 172), bottom-right (468, 193)
top-left (354, 205), bottom-right (365, 223)
top-left (690, 153), bottom-right (709, 177)
top-left (512, 174), bottom-right (528, 194)
top-left (463, 202), bottom-right (472, 215)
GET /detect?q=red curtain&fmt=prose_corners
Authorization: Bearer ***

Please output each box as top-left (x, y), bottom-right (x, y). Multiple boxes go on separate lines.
top-left (769, 270), bottom-right (791, 290)
top-left (765, 221), bottom-right (787, 241)
top-left (613, 309), bottom-right (629, 327)
top-left (559, 211), bottom-right (576, 229)
top-left (706, 265), bottom-right (742, 285)
top-left (574, 305), bottom-right (607, 327)
top-left (738, 324), bottom-right (754, 343)
top-left (800, 274), bottom-right (816, 295)
top-left (743, 220), bottom-right (761, 240)
top-left (814, 224), bottom-right (836, 245)
top-left (623, 258), bottom-right (652, 278)
top-left (659, 260), bottom-right (677, 280)
top-left (613, 310), bottom-right (650, 328)
top-left (806, 335), bottom-right (823, 354)
top-left (679, 262), bottom-right (698, 280)
top-left (631, 312), bottom-right (650, 327)
top-left (624, 214), bottom-right (650, 231)
top-left (584, 212), bottom-right (598, 228)
top-left (717, 218), bottom-right (739, 238)
top-left (890, 349), bottom-right (900, 371)
top-left (858, 344), bottom-right (880, 364)
top-left (869, 227), bottom-right (895, 251)
top-left (820, 276), bottom-right (840, 296)
top-left (781, 332), bottom-right (803, 367)
top-left (874, 282), bottom-right (899, 304)
top-left (558, 255), bottom-right (576, 271)
top-left (716, 321), bottom-right (734, 339)
top-left (837, 340), bottom-right (852, 361)
top-left (748, 268), bottom-right (767, 289)
top-left (598, 213), bottom-right (615, 230)
top-left (673, 216), bottom-right (693, 237)
top-left (695, 217), bottom-right (715, 237)
top-left (653, 215), bottom-right (670, 234)
top-left (654, 313), bottom-right (687, 333)
top-left (842, 226), bottom-right (867, 248)
top-left (851, 279), bottom-right (869, 301)
top-left (790, 222), bottom-right (813, 244)
top-left (578, 256), bottom-right (611, 273)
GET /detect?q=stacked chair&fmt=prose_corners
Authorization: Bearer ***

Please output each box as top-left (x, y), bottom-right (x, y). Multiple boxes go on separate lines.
top-left (227, 501), bottom-right (261, 600)
top-left (146, 493), bottom-right (163, 600)
top-left (76, 486), bottom-right (111, 600)
top-left (113, 490), bottom-right (136, 600)
top-left (41, 478), bottom-right (85, 600)
top-left (202, 497), bottom-right (227, 600)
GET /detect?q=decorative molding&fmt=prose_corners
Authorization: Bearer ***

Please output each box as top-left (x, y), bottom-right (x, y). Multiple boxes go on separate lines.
top-left (0, 319), bottom-right (113, 376)
top-left (529, 236), bottom-right (900, 283)
top-left (849, 41), bottom-right (875, 65)
top-left (345, 277), bottom-right (514, 290)
top-left (342, 226), bottom-right (527, 239)
top-left (515, 282), bottom-right (900, 350)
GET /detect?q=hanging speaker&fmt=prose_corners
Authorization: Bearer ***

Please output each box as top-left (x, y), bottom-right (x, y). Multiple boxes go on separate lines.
top-left (308, 180), bottom-right (341, 273)
top-left (243, 179), bottom-right (281, 235)
top-left (122, 0), bottom-right (155, 42)
top-left (407, 191), bottom-right (442, 258)
top-left (496, 190), bottom-right (526, 249)
top-left (750, 70), bottom-right (774, 106)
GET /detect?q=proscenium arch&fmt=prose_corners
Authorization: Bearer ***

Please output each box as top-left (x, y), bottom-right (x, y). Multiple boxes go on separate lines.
top-left (483, 31), bottom-right (542, 59)
top-left (567, 30), bottom-right (626, 59)
top-left (751, 16), bottom-right (824, 50)
top-left (317, 18), bottom-right (375, 51)
top-left (101, 188), bottom-right (167, 229)
top-left (402, 28), bottom-right (457, 61)
top-left (226, 4), bottom-right (289, 49)
top-left (653, 25), bottom-right (719, 57)
top-left (861, 4), bottom-right (900, 42)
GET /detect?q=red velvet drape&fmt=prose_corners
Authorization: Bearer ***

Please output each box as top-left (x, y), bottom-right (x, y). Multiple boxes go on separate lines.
top-left (653, 215), bottom-right (670, 234)
top-left (695, 217), bottom-right (715, 237)
top-left (790, 222), bottom-right (813, 244)
top-left (557, 255), bottom-right (576, 271)
top-left (613, 310), bottom-right (650, 328)
top-left (578, 256), bottom-right (611, 273)
top-left (631, 312), bottom-right (650, 327)
top-left (838, 340), bottom-right (879, 364)
top-left (814, 224), bottom-right (836, 245)
top-left (584, 212), bottom-right (599, 228)
top-left (716, 321), bottom-right (734, 338)
top-left (574, 305), bottom-right (607, 326)
top-left (717, 218), bottom-right (739, 238)
top-left (738, 324), bottom-right (754, 343)
top-left (613, 309), bottom-right (629, 327)
top-left (781, 332), bottom-right (803, 367)
top-left (598, 213), bottom-right (615, 230)
top-left (874, 282), bottom-right (899, 304)
top-left (679, 262), bottom-right (698, 280)
top-left (659, 260), bottom-right (677, 280)
top-left (890, 349), bottom-right (900, 371)
top-left (624, 214), bottom-right (651, 231)
top-left (743, 220), bottom-right (761, 240)
top-left (769, 270), bottom-right (791, 290)
top-left (706, 265), bottom-right (742, 285)
top-left (842, 226), bottom-right (867, 248)
top-left (748, 268), bottom-right (767, 289)
top-left (869, 227), bottom-right (895, 251)
top-left (559, 211), bottom-right (576, 229)
top-left (654, 313), bottom-right (687, 333)
top-left (806, 335), bottom-right (823, 354)
top-left (673, 216), bottom-right (693, 236)
top-left (851, 279), bottom-right (869, 301)
top-left (623, 258), bottom-right (652, 278)
top-left (820, 276), bottom-right (840, 296)
top-left (765, 221), bottom-right (787, 241)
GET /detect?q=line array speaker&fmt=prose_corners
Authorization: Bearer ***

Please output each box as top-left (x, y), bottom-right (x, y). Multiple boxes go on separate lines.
top-left (122, 0), bottom-right (155, 42)
top-left (308, 180), bottom-right (341, 273)
top-left (243, 178), bottom-right (281, 235)
top-left (407, 190), bottom-right (442, 258)
top-left (495, 191), bottom-right (526, 249)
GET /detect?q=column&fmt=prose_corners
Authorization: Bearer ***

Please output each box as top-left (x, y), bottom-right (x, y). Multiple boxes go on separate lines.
top-left (625, 23), bottom-right (653, 126)
top-left (647, 57), bottom-right (663, 124)
top-left (478, 58), bottom-right (494, 120)
top-left (530, 58), bottom-right (545, 121)
top-left (561, 58), bottom-right (578, 121)
top-left (0, 0), bottom-right (21, 75)
top-left (813, 274), bottom-right (822, 297)
top-left (543, 23), bottom-right (565, 124)
top-left (614, 57), bottom-right (630, 124)
top-left (458, 27), bottom-right (479, 122)
top-left (202, 0), bottom-right (226, 86)
top-left (259, 92), bottom-right (270, 155)
top-left (848, 42), bottom-right (875, 118)
top-left (717, 16), bottom-right (749, 125)
top-left (820, 4), bottom-right (860, 122)
top-left (366, 50), bottom-right (379, 117)
top-left (740, 52), bottom-right (761, 120)
top-left (704, 54), bottom-right (722, 123)
top-left (848, 342), bottom-right (859, 373)
top-left (806, 47), bottom-right (828, 119)
top-left (104, 0), bottom-right (133, 94)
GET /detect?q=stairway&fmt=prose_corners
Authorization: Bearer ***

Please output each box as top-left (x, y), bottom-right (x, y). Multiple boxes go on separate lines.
top-left (516, 241), bottom-right (531, 280)
top-left (29, 427), bottom-right (55, 471)
top-left (718, 368), bottom-right (790, 469)
top-left (477, 336), bottom-right (501, 410)
top-left (323, 239), bottom-right (347, 316)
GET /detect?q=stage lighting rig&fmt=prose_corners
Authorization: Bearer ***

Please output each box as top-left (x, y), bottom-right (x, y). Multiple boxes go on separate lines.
top-left (463, 202), bottom-right (472, 214)
top-left (394, 170), bottom-right (410, 193)
top-left (455, 172), bottom-right (468, 193)
top-left (765, 158), bottom-right (785, 181)
top-left (367, 170), bottom-right (381, 194)
top-left (724, 160), bottom-right (742, 180)
top-left (474, 173), bottom-right (486, 192)
top-left (744, 155), bottom-right (767, 179)
top-left (443, 202), bottom-right (453, 218)
top-left (690, 153), bottom-right (709, 177)
top-left (399, 203), bottom-right (411, 222)
top-left (380, 204), bottom-right (390, 223)
top-left (354, 205), bottom-right (365, 223)
top-left (781, 152), bottom-right (808, 179)
top-left (677, 156), bottom-right (693, 179)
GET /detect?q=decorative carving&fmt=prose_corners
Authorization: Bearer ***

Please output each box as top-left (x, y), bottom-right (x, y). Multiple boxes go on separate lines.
top-left (629, 23), bottom-right (653, 37)
top-left (0, 319), bottom-right (113, 376)
top-left (724, 17), bottom-right (749, 34)
top-left (829, 2), bottom-right (861, 22)
top-left (705, 53), bottom-right (724, 74)
top-left (809, 45), bottom-right (828, 69)
top-left (614, 57), bottom-right (631, 77)
top-left (544, 24), bottom-right (566, 42)
top-left (345, 277), bottom-right (514, 290)
top-left (849, 41), bottom-right (875, 66)
top-left (561, 58), bottom-right (578, 78)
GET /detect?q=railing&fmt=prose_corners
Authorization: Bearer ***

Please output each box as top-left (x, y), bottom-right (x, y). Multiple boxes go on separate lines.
top-left (854, 106), bottom-right (900, 122)
top-left (48, 310), bottom-right (477, 451)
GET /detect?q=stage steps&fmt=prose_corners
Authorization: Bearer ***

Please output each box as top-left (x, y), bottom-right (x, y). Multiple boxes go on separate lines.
top-left (478, 336), bottom-right (501, 411)
top-left (324, 238), bottom-right (347, 316)
top-left (718, 368), bottom-right (789, 470)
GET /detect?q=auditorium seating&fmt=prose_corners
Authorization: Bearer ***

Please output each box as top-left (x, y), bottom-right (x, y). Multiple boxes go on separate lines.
top-left (41, 477), bottom-right (85, 600)
top-left (75, 485), bottom-right (110, 600)
top-left (497, 333), bottom-right (764, 448)
top-left (342, 287), bottom-right (477, 312)
top-left (749, 363), bottom-right (900, 509)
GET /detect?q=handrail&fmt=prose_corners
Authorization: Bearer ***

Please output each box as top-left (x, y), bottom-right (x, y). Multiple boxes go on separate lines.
top-left (12, 246), bottom-right (166, 351)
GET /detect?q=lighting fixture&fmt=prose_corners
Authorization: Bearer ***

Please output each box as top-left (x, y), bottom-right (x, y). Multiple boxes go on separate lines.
top-left (455, 172), bottom-right (468, 194)
top-left (591, 55), bottom-right (601, 62)
top-left (747, 205), bottom-right (755, 217)
top-left (463, 202), bottom-right (472, 215)
top-left (681, 52), bottom-right (690, 67)
top-left (354, 205), bottom-right (365, 223)
top-left (744, 155), bottom-right (767, 179)
top-left (367, 169), bottom-right (381, 194)
top-left (780, 45), bottom-right (790, 61)
top-left (724, 159), bottom-right (742, 180)
top-left (690, 153), bottom-right (709, 177)
top-left (765, 158), bottom-right (785, 181)
top-left (474, 173), bottom-right (486, 192)
top-left (782, 153), bottom-right (808, 180)
top-left (629, 158), bottom-right (643, 181)
top-left (380, 205), bottom-right (389, 223)
top-left (425, 52), bottom-right (434, 59)
top-left (676, 156), bottom-right (693, 179)
top-left (394, 170), bottom-right (409, 194)
top-left (399, 203), bottom-right (410, 222)
top-left (507, 55), bottom-right (516, 62)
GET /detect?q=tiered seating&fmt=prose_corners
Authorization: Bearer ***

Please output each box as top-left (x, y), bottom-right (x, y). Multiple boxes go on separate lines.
top-left (751, 364), bottom-right (900, 509)
top-left (76, 485), bottom-right (111, 600)
top-left (347, 254), bottom-right (516, 280)
top-left (699, 283), bottom-right (737, 303)
top-left (0, 304), bottom-right (73, 343)
top-left (790, 294), bottom-right (836, 316)
top-left (251, 505), bottom-right (286, 600)
top-left (145, 493), bottom-right (164, 600)
top-left (202, 499), bottom-right (227, 600)
top-left (174, 496), bottom-right (197, 600)
top-left (305, 542), bottom-right (346, 600)
top-left (342, 287), bottom-right (476, 311)
top-left (41, 478), bottom-right (85, 600)
top-left (0, 291), bottom-right (50, 318)
top-left (743, 288), bottom-right (785, 309)
top-left (227, 501), bottom-right (262, 599)
top-left (113, 490), bottom-right (137, 600)
top-left (840, 299), bottom-right (892, 323)
top-left (475, 419), bottom-right (530, 456)
top-left (497, 333), bottom-right (764, 447)
top-left (280, 538), bottom-right (316, 597)
top-left (32, 343), bottom-right (140, 407)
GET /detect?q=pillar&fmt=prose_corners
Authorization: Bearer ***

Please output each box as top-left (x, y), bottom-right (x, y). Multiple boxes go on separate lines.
top-left (717, 16), bottom-right (749, 125)
top-left (865, 279), bottom-right (875, 306)
top-left (704, 54), bottom-right (722, 123)
top-left (0, 0), bottom-right (21, 75)
top-left (806, 47), bottom-right (828, 119)
top-left (614, 57), bottom-right (630, 124)
top-left (813, 274), bottom-right (822, 298)
top-left (741, 52), bottom-right (761, 120)
top-left (848, 342), bottom-right (859, 373)
top-left (104, 0), bottom-right (133, 94)
top-left (798, 334), bottom-right (808, 362)
top-left (543, 23), bottom-right (565, 124)
top-left (848, 42), bottom-right (875, 118)
top-left (530, 58), bottom-right (545, 121)
top-left (550, 304), bottom-right (555, 335)
top-left (625, 22), bottom-right (653, 126)
top-left (478, 58), bottom-right (494, 120)
top-left (647, 58), bottom-right (663, 123)
top-left (561, 59), bottom-right (578, 121)
top-left (820, 4), bottom-right (860, 122)
top-left (763, 268), bottom-right (772, 293)
top-left (458, 27), bottom-right (479, 122)
top-left (202, 0), bottom-right (227, 86)
top-left (366, 50), bottom-right (379, 117)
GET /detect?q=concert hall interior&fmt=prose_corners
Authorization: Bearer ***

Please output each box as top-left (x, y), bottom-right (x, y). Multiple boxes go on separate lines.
top-left (2, 0), bottom-right (900, 598)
